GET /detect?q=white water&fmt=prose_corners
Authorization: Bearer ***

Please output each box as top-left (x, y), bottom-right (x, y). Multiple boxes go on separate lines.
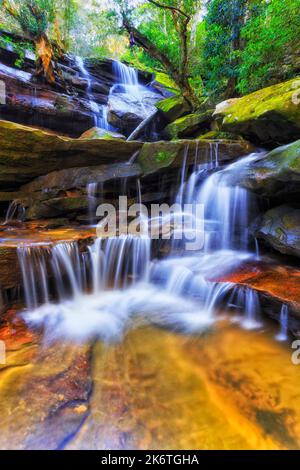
top-left (275, 304), bottom-right (289, 341)
top-left (20, 149), bottom-right (270, 342)
top-left (76, 56), bottom-right (111, 130)
top-left (4, 200), bottom-right (25, 224)
top-left (109, 60), bottom-right (157, 120)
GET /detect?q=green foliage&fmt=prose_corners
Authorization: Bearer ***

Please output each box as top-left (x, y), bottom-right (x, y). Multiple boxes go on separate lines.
top-left (203, 0), bottom-right (249, 98)
top-left (238, 0), bottom-right (300, 94)
top-left (0, 33), bottom-right (33, 68)
top-left (203, 0), bottom-right (300, 99)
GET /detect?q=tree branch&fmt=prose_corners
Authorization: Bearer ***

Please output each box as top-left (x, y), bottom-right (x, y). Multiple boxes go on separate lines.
top-left (147, 0), bottom-right (190, 20)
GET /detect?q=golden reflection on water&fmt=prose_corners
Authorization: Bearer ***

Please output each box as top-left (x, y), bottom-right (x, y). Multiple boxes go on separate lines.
top-left (1, 320), bottom-right (300, 449)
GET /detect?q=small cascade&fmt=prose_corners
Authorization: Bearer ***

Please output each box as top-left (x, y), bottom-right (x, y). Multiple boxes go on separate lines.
top-left (112, 60), bottom-right (139, 92)
top-left (17, 245), bottom-right (50, 309)
top-left (98, 235), bottom-right (151, 289)
top-left (18, 242), bottom-right (84, 309)
top-left (110, 60), bottom-right (154, 119)
top-left (241, 288), bottom-right (263, 330)
top-left (87, 182), bottom-right (98, 224)
top-left (4, 200), bottom-right (25, 224)
top-left (76, 56), bottom-right (110, 130)
top-left (275, 304), bottom-right (289, 341)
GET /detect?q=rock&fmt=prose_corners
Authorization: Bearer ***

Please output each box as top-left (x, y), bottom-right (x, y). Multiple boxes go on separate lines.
top-left (165, 110), bottom-right (214, 139)
top-left (256, 205), bottom-right (300, 258)
top-left (0, 40), bottom-right (158, 137)
top-left (0, 120), bottom-right (142, 189)
top-left (215, 78), bottom-right (300, 146)
top-left (156, 96), bottom-right (191, 122)
top-left (237, 140), bottom-right (300, 197)
top-left (21, 163), bottom-right (142, 192)
top-left (196, 130), bottom-right (245, 141)
top-left (79, 127), bottom-right (126, 140)
top-left (26, 196), bottom-right (90, 220)
top-left (212, 258), bottom-right (300, 331)
top-left (0, 224), bottom-right (95, 290)
top-left (107, 88), bottom-right (162, 135)
top-left (151, 72), bottom-right (179, 97)
top-left (138, 140), bottom-right (255, 174)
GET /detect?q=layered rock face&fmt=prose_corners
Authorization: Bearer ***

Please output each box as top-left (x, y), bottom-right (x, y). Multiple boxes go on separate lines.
top-left (0, 32), bottom-right (163, 138)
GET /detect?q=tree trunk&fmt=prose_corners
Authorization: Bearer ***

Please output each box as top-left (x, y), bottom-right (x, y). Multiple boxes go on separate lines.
top-left (124, 20), bottom-right (198, 109)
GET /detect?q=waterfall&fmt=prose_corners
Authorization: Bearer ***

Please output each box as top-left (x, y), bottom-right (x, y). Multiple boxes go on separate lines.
top-left (4, 200), bottom-right (25, 224)
top-left (87, 182), bottom-right (98, 225)
top-left (75, 56), bottom-right (110, 130)
top-left (113, 60), bottom-right (139, 89)
top-left (275, 304), bottom-right (289, 341)
top-left (17, 245), bottom-right (50, 309)
top-left (20, 148), bottom-right (269, 342)
top-left (241, 288), bottom-right (263, 330)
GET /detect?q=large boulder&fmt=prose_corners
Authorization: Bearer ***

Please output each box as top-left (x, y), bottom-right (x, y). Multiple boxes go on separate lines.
top-left (214, 78), bottom-right (300, 146)
top-left (165, 110), bottom-right (214, 139)
top-left (156, 96), bottom-right (191, 122)
top-left (0, 120), bottom-right (142, 189)
top-left (256, 205), bottom-right (300, 258)
top-left (237, 140), bottom-right (300, 197)
top-left (107, 87), bottom-right (162, 135)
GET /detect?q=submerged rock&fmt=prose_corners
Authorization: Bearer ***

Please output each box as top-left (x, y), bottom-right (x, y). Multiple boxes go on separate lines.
top-left (256, 205), bottom-right (300, 258)
top-left (215, 78), bottom-right (300, 146)
top-left (165, 110), bottom-right (213, 139)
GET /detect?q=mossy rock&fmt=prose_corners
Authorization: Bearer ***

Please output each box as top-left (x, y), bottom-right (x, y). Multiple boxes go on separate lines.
top-left (215, 78), bottom-right (300, 146)
top-left (237, 139), bottom-right (300, 196)
top-left (165, 110), bottom-right (213, 139)
top-left (153, 72), bottom-right (179, 94)
top-left (138, 142), bottom-right (182, 174)
top-left (156, 96), bottom-right (191, 122)
top-left (256, 205), bottom-right (300, 258)
top-left (138, 140), bottom-right (254, 174)
top-left (196, 130), bottom-right (244, 141)
top-left (80, 127), bottom-right (126, 141)
top-left (0, 120), bottom-right (142, 188)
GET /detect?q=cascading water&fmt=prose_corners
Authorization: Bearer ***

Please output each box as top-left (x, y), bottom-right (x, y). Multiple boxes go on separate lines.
top-left (75, 56), bottom-right (111, 130)
top-left (275, 304), bottom-right (289, 341)
top-left (19, 147), bottom-right (270, 342)
top-left (4, 200), bottom-right (25, 224)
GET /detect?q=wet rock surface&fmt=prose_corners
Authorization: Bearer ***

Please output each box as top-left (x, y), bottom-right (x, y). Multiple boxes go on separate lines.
top-left (215, 78), bottom-right (300, 146)
top-left (256, 205), bottom-right (300, 258)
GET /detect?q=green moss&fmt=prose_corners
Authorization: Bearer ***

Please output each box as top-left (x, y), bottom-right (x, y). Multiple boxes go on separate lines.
top-left (138, 142), bottom-right (181, 174)
top-left (156, 96), bottom-right (191, 122)
top-left (220, 78), bottom-right (300, 126)
top-left (196, 130), bottom-right (244, 141)
top-left (165, 110), bottom-right (213, 139)
top-left (155, 72), bottom-right (179, 94)
top-left (79, 127), bottom-right (126, 141)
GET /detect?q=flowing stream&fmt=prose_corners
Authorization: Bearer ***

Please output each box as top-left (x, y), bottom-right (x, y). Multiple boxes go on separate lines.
top-left (16, 146), bottom-right (289, 344)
